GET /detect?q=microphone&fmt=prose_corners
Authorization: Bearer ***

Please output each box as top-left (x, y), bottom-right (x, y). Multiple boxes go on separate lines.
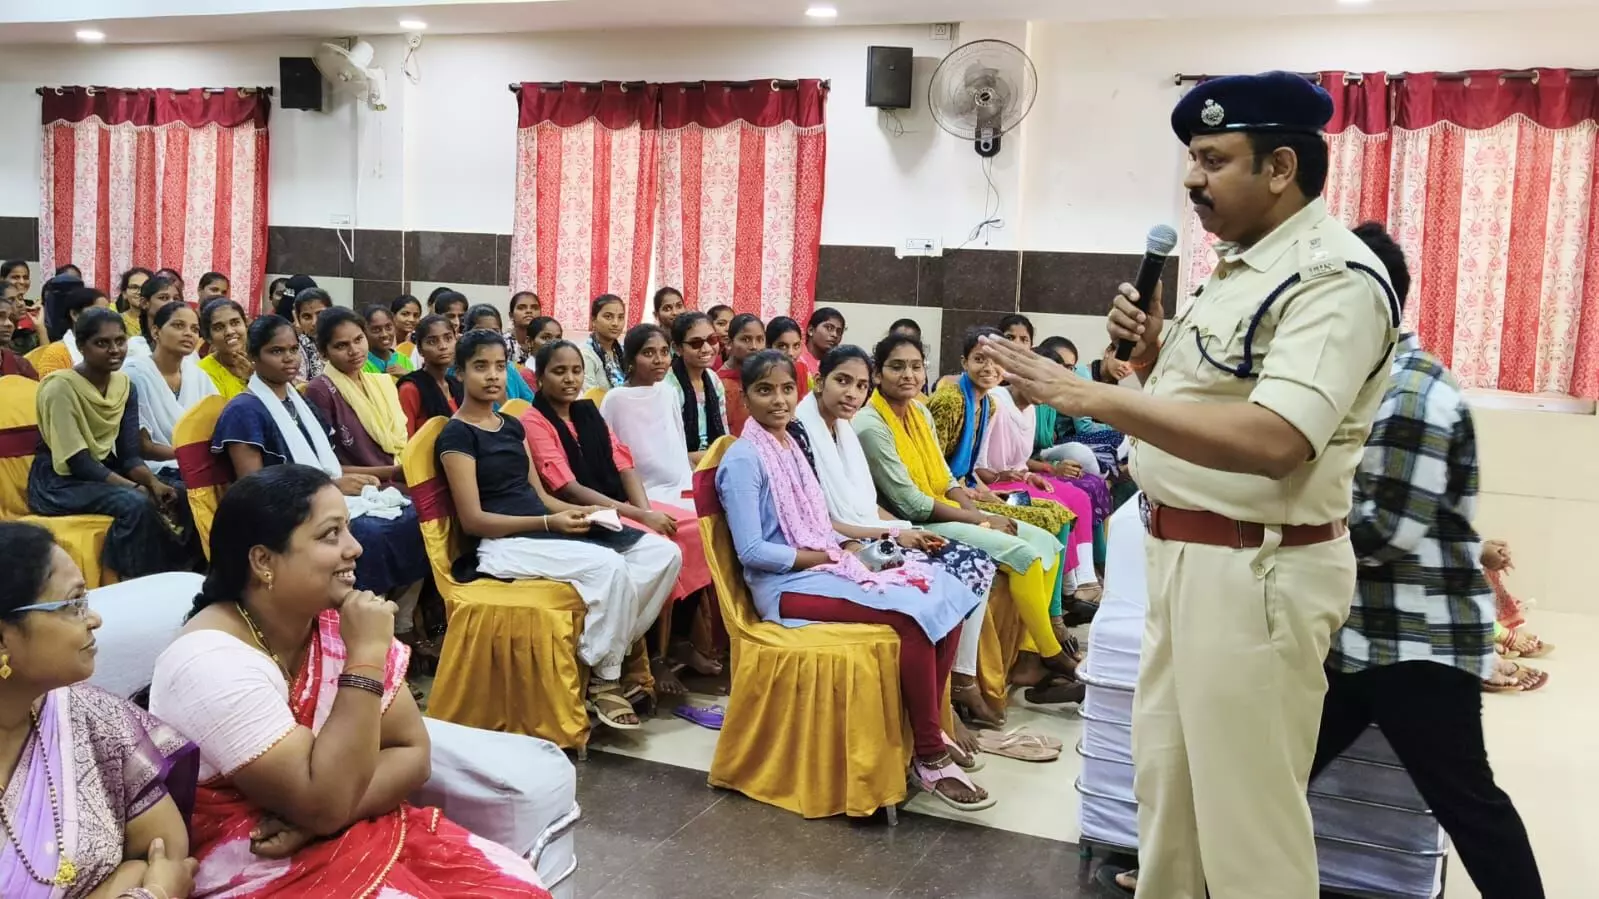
top-left (1114, 224), bottom-right (1180, 362)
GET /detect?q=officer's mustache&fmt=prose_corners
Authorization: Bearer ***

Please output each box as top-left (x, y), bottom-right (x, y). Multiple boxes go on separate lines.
top-left (1190, 190), bottom-right (1214, 209)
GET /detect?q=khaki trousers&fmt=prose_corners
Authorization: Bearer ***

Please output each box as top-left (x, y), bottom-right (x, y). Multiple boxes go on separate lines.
top-left (1132, 531), bottom-right (1354, 899)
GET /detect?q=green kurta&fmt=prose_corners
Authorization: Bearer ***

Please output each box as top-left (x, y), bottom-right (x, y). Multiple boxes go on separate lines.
top-left (853, 403), bottom-right (1062, 576)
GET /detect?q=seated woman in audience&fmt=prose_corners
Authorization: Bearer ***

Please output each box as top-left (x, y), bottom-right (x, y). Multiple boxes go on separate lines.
top-left (578, 294), bottom-right (629, 391)
top-left (130, 276), bottom-right (183, 355)
top-left (302, 308), bottom-right (409, 486)
top-left (998, 313), bottom-right (1034, 349)
top-left (765, 316), bottom-right (811, 391)
top-left (440, 330), bottom-right (682, 728)
top-left (717, 313), bottom-right (764, 436)
top-left (212, 315), bottom-right (428, 601)
top-left (523, 316), bottom-right (563, 373)
top-left (32, 285), bottom-right (111, 378)
top-left (196, 299), bottom-right (252, 399)
top-left (854, 334), bottom-right (1081, 702)
top-left (653, 287), bottom-right (686, 332)
top-left (124, 300), bottom-right (217, 503)
top-left (390, 294), bottom-right (423, 359)
top-left (800, 307), bottom-right (845, 376)
top-left (431, 289), bottom-right (469, 335)
top-left (524, 339), bottom-right (718, 695)
top-left (981, 369), bottom-right (1107, 618)
top-left (148, 466), bottom-right (552, 897)
top-left (196, 272), bottom-right (229, 302)
top-left (29, 308), bottom-right (192, 579)
top-left (396, 314), bottom-right (462, 436)
top-left (267, 278), bottom-right (291, 320)
top-left (153, 268), bottom-right (184, 299)
top-left (797, 345), bottom-right (1004, 733)
top-left (1035, 336), bottom-right (1127, 474)
top-left (117, 267), bottom-right (154, 338)
top-left (665, 312), bottom-right (728, 465)
top-left (3, 261), bottom-right (43, 355)
top-left (0, 294), bottom-right (40, 378)
top-left (600, 324), bottom-right (696, 502)
top-left (706, 304), bottom-right (734, 364)
top-left (360, 304), bottom-right (413, 376)
top-left (0, 521), bottom-right (200, 899)
top-left (290, 288), bottom-right (332, 382)
top-left (929, 329), bottom-right (1087, 618)
top-left (718, 350), bottom-right (993, 806)
top-left (505, 291), bottom-right (542, 366)
top-left (463, 305), bottom-right (534, 401)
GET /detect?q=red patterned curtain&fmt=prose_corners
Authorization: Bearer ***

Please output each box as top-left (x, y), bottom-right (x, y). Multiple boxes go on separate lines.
top-left (509, 82), bottom-right (660, 331)
top-left (1179, 70), bottom-right (1599, 398)
top-left (40, 87), bottom-right (270, 314)
top-left (655, 80), bottom-right (828, 325)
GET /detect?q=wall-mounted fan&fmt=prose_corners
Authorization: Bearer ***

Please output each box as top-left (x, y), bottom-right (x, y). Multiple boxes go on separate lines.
top-left (314, 39), bottom-right (388, 111)
top-left (928, 39), bottom-right (1038, 158)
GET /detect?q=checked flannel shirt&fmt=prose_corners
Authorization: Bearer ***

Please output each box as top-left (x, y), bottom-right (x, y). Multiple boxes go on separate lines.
top-left (1328, 333), bottom-right (1497, 680)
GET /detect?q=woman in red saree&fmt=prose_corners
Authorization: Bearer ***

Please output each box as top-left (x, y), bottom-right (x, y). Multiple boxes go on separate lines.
top-left (148, 465), bottom-right (549, 898)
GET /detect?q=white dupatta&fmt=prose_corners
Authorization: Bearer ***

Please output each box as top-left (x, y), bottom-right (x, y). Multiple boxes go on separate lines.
top-left (124, 354), bottom-right (218, 470)
top-left (795, 393), bottom-right (910, 530)
top-left (599, 382), bottom-right (694, 503)
top-left (247, 374), bottom-right (343, 477)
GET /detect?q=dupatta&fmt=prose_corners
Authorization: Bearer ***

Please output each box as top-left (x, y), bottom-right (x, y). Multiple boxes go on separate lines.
top-left (979, 387), bottom-right (1037, 472)
top-left (246, 374), bottom-right (342, 477)
top-left (323, 367), bottom-right (409, 457)
top-left (37, 370), bottom-right (128, 476)
top-left (865, 392), bottom-right (960, 510)
top-left (599, 383), bottom-right (694, 502)
top-left (124, 354), bottom-right (219, 470)
top-left (795, 394), bottom-right (910, 530)
top-left (927, 375), bottom-right (990, 486)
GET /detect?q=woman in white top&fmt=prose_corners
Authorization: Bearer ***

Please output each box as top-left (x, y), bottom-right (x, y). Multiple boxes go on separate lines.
top-left (599, 324), bottom-right (696, 503)
top-left (123, 300), bottom-right (218, 489)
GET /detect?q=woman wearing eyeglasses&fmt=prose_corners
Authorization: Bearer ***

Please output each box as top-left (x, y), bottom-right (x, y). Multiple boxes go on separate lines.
top-left (664, 312), bottom-right (727, 465)
top-left (0, 521), bottom-right (200, 899)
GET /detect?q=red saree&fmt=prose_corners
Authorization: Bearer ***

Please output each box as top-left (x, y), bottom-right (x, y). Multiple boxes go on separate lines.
top-left (187, 612), bottom-right (549, 898)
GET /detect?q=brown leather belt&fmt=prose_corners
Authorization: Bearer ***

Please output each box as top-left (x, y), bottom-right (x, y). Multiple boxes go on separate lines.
top-left (1141, 499), bottom-right (1346, 549)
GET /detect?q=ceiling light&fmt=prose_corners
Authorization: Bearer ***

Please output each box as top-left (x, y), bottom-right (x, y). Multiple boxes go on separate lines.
top-left (398, 19), bottom-right (428, 30)
top-left (75, 29), bottom-right (106, 42)
top-left (805, 5), bottom-right (839, 19)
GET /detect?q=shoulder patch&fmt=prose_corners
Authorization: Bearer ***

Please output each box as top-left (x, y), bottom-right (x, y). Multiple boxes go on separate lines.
top-left (1298, 234), bottom-right (1346, 282)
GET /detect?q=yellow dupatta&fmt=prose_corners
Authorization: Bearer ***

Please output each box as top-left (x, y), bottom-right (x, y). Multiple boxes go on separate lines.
top-left (324, 366), bottom-right (408, 456)
top-left (866, 391), bottom-right (959, 508)
top-left (38, 369), bottom-right (129, 475)
top-left (197, 353), bottom-right (249, 399)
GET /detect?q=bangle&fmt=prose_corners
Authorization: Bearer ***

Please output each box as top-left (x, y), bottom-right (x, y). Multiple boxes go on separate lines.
top-left (337, 673), bottom-right (385, 696)
top-left (542, 514), bottom-right (549, 532)
top-left (345, 662), bottom-right (385, 678)
top-left (121, 890), bottom-right (164, 899)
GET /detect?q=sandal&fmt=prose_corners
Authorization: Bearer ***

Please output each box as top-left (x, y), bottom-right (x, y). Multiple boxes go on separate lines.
top-left (1484, 662), bottom-right (1549, 693)
top-left (911, 756), bottom-right (997, 812)
top-left (951, 680), bottom-right (1005, 729)
top-left (1024, 674), bottom-right (1086, 706)
top-left (995, 726), bottom-right (1063, 752)
top-left (943, 732), bottom-right (985, 772)
top-left (1497, 627), bottom-right (1553, 659)
top-left (587, 683), bottom-right (642, 730)
top-left (672, 703), bottom-right (725, 730)
top-left (1094, 866), bottom-right (1137, 896)
top-left (974, 729), bottom-right (1061, 762)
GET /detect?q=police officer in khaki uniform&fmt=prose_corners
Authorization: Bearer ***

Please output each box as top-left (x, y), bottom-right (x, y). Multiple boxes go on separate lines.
top-left (979, 72), bottom-right (1400, 899)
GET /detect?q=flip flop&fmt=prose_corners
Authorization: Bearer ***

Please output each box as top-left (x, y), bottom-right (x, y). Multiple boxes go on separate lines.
top-left (672, 704), bottom-right (725, 730)
top-left (911, 757), bottom-right (997, 812)
top-left (993, 726), bottom-right (1064, 752)
top-left (975, 730), bottom-right (1061, 762)
top-left (943, 732), bottom-right (985, 772)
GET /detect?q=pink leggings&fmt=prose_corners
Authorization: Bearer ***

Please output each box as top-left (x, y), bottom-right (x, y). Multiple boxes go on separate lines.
top-left (991, 477), bottom-right (1097, 584)
top-left (779, 593), bottom-right (961, 757)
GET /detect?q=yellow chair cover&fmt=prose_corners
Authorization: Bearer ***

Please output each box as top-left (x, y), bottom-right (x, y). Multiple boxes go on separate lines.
top-left (400, 416), bottom-right (651, 752)
top-left (0, 375), bottom-right (115, 585)
top-left (976, 577), bottom-right (1026, 714)
top-left (23, 343), bottom-right (51, 368)
top-left (694, 436), bottom-right (911, 819)
top-left (581, 387), bottom-right (607, 405)
top-left (172, 396), bottom-right (229, 559)
top-left (498, 399), bottom-right (531, 418)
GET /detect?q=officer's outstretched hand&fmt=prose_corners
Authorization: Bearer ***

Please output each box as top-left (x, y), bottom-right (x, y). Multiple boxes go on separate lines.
top-left (977, 335), bottom-right (1096, 416)
top-left (1107, 281), bottom-right (1164, 364)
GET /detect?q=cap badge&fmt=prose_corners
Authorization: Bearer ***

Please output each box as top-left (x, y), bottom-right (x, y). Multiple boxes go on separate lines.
top-left (1200, 99), bottom-right (1226, 127)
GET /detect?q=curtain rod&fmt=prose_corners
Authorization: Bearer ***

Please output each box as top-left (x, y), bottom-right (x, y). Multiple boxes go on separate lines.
top-left (1174, 70), bottom-right (1598, 86)
top-left (35, 85), bottom-right (275, 96)
top-left (507, 79), bottom-right (830, 93)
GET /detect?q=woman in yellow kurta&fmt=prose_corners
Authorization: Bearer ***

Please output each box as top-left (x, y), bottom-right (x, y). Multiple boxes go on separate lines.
top-left (196, 298), bottom-right (252, 398)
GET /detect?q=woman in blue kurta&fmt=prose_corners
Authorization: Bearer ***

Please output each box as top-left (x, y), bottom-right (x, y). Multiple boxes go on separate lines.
top-left (714, 350), bottom-right (993, 812)
top-left (210, 314), bottom-right (427, 597)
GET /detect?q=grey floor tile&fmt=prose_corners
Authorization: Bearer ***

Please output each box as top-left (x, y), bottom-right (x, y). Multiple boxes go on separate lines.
top-left (574, 753), bottom-right (728, 896)
top-left (889, 821), bottom-right (1094, 898)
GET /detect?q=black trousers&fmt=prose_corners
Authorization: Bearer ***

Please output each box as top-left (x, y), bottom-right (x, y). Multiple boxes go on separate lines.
top-left (1310, 661), bottom-right (1544, 899)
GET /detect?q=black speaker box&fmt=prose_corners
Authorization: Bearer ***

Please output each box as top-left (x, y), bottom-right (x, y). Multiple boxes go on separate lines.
top-left (279, 57), bottom-right (324, 111)
top-left (866, 46), bottom-right (914, 109)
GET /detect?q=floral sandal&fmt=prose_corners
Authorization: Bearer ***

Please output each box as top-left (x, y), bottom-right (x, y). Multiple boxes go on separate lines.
top-left (1496, 626), bottom-right (1553, 659)
top-left (911, 756), bottom-right (997, 812)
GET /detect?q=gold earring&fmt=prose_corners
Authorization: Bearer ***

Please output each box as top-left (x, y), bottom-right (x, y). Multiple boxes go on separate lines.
top-left (0, 652), bottom-right (11, 680)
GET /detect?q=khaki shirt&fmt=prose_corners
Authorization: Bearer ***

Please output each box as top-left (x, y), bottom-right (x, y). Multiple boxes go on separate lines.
top-left (1131, 198), bottom-right (1398, 526)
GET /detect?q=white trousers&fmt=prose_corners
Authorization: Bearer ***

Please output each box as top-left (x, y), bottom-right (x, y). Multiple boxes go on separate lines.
top-left (1039, 441), bottom-right (1104, 477)
top-left (477, 533), bottom-right (683, 681)
top-left (953, 588), bottom-right (989, 677)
